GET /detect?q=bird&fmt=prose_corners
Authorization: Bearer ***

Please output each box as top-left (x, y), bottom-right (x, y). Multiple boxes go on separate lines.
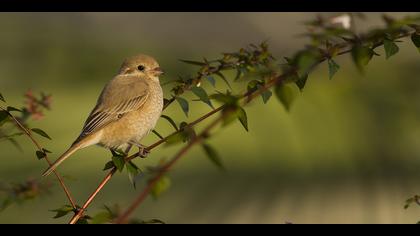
top-left (42, 54), bottom-right (164, 177)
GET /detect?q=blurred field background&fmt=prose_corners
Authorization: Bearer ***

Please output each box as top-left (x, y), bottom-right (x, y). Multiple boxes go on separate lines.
top-left (1, 12), bottom-right (420, 224)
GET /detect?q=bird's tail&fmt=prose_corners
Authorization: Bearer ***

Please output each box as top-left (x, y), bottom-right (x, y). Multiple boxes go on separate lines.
top-left (42, 144), bottom-right (82, 177)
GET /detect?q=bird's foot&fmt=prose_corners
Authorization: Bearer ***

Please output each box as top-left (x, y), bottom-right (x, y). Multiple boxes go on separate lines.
top-left (124, 144), bottom-right (133, 155)
top-left (138, 146), bottom-right (150, 158)
top-left (128, 141), bottom-right (149, 158)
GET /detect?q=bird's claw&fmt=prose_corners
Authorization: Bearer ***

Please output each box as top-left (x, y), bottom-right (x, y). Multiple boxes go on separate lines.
top-left (138, 147), bottom-right (150, 158)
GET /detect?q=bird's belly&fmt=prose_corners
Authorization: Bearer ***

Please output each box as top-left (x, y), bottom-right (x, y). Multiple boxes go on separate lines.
top-left (99, 97), bottom-right (163, 149)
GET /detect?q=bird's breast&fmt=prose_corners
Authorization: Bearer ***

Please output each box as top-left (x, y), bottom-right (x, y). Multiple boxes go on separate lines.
top-left (99, 81), bottom-right (163, 148)
top-left (130, 83), bottom-right (163, 138)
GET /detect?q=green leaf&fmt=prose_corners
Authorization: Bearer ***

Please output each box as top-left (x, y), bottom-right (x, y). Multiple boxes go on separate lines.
top-left (165, 132), bottom-right (189, 146)
top-left (404, 195), bottom-right (419, 209)
top-left (111, 149), bottom-right (126, 157)
top-left (126, 161), bottom-right (141, 189)
top-left (247, 80), bottom-right (260, 92)
top-left (129, 218), bottom-right (166, 224)
top-left (206, 76), bottom-right (216, 87)
top-left (383, 39), bottom-right (399, 59)
top-left (152, 130), bottom-right (164, 140)
top-left (214, 72), bottom-right (232, 89)
top-left (6, 106), bottom-right (22, 113)
top-left (253, 83), bottom-right (272, 104)
top-left (298, 53), bottom-right (317, 73)
top-left (42, 148), bottom-right (52, 153)
top-left (283, 57), bottom-right (293, 65)
top-left (209, 93), bottom-right (238, 105)
top-left (261, 89), bottom-right (273, 104)
top-left (202, 143), bottom-right (224, 170)
top-left (175, 97), bottom-right (189, 117)
top-left (161, 115), bottom-right (179, 131)
top-left (234, 68), bottom-right (242, 81)
top-left (1, 198), bottom-right (13, 211)
top-left (31, 128), bottom-right (51, 140)
top-left (90, 212), bottom-right (111, 224)
top-left (50, 205), bottom-right (74, 219)
top-left (191, 86), bottom-right (213, 108)
top-left (179, 121), bottom-right (189, 130)
top-left (351, 45), bottom-right (374, 72)
top-left (76, 217), bottom-right (90, 224)
top-left (404, 198), bottom-right (414, 209)
top-left (411, 33), bottom-right (420, 53)
top-left (275, 83), bottom-right (299, 112)
top-left (221, 107), bottom-right (241, 127)
top-left (163, 98), bottom-right (172, 107)
top-left (0, 110), bottom-right (9, 126)
top-left (150, 176), bottom-right (171, 199)
top-left (295, 73), bottom-right (309, 91)
top-left (112, 155), bottom-right (125, 172)
top-left (237, 107), bottom-right (248, 132)
top-left (7, 138), bottom-right (22, 151)
top-left (139, 219), bottom-right (166, 224)
top-left (103, 161), bottom-right (115, 171)
top-left (36, 150), bottom-right (46, 160)
top-left (0, 93), bottom-right (4, 102)
top-left (295, 50), bottom-right (320, 76)
top-left (179, 59), bottom-right (207, 66)
top-left (328, 59), bottom-right (340, 80)
top-left (0, 132), bottom-right (24, 140)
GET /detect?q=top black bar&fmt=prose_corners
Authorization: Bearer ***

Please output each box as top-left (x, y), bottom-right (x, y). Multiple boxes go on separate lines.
top-left (1, 0), bottom-right (419, 11)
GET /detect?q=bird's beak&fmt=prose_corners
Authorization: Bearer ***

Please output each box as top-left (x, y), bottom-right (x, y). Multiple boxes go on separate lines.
top-left (152, 67), bottom-right (164, 76)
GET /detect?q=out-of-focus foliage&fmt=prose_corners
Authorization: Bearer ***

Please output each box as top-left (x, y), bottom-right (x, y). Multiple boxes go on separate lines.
top-left (0, 92), bottom-right (54, 211)
top-left (0, 179), bottom-right (52, 211)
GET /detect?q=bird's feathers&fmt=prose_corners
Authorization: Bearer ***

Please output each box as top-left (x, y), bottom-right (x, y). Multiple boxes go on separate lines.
top-left (42, 140), bottom-right (84, 177)
top-left (73, 75), bottom-right (149, 144)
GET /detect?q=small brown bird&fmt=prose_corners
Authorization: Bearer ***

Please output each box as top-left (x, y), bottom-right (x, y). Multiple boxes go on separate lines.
top-left (42, 54), bottom-right (164, 176)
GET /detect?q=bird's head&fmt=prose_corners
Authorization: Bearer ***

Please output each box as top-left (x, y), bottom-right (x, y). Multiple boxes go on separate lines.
top-left (118, 54), bottom-right (164, 79)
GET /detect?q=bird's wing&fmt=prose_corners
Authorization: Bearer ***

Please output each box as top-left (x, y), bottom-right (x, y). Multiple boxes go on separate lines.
top-left (74, 75), bottom-right (150, 144)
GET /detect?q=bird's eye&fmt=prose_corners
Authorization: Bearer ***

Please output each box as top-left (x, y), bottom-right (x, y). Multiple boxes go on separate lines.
top-left (137, 65), bottom-right (145, 71)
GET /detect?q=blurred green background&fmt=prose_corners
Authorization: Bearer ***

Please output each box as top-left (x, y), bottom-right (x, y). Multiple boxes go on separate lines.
top-left (1, 12), bottom-right (420, 224)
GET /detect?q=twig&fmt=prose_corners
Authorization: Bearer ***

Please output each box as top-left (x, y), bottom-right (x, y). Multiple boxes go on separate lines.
top-left (68, 168), bottom-right (117, 224)
top-left (0, 107), bottom-right (77, 209)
